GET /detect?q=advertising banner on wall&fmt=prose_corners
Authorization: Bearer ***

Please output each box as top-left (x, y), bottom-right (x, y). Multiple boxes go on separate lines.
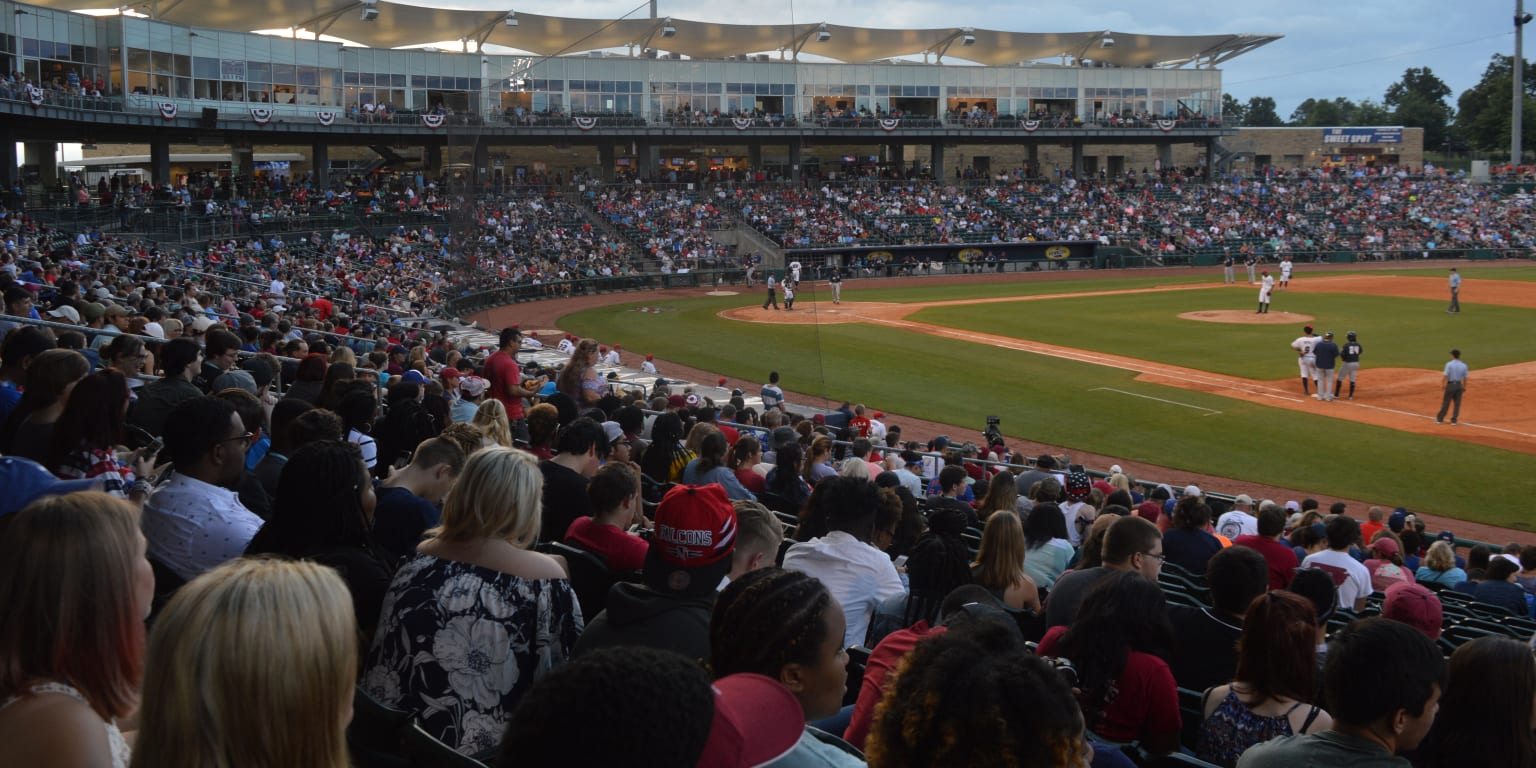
top-left (1321, 127), bottom-right (1403, 145)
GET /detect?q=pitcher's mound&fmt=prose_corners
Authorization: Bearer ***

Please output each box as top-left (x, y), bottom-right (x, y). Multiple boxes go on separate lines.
top-left (1180, 310), bottom-right (1315, 325)
top-left (719, 301), bottom-right (901, 324)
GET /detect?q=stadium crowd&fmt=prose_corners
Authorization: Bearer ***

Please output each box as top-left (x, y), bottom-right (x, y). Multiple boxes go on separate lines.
top-left (4, 162), bottom-right (1536, 767)
top-left (4, 244), bottom-right (1536, 766)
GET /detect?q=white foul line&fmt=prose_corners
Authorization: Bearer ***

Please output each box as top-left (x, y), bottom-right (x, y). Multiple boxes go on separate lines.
top-left (1091, 387), bottom-right (1224, 416)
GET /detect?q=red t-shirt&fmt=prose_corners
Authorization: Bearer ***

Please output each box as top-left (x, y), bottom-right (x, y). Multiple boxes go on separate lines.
top-left (717, 424), bottom-right (740, 445)
top-left (849, 416), bottom-right (871, 438)
top-left (482, 349), bottom-right (524, 420)
top-left (1360, 521), bottom-right (1384, 545)
top-left (733, 467), bottom-right (766, 494)
top-left (563, 517), bottom-right (648, 572)
top-left (1036, 625), bottom-right (1181, 744)
top-left (1233, 534), bottom-right (1301, 591)
top-left (844, 621), bottom-right (947, 750)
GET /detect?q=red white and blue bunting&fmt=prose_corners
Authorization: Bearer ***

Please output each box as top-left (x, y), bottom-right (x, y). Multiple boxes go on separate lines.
top-left (250, 107), bottom-right (273, 125)
top-left (1156, 119), bottom-right (1176, 132)
top-left (316, 111), bottom-right (336, 126)
top-left (158, 102), bottom-right (179, 121)
top-left (878, 118), bottom-right (901, 132)
top-left (573, 116), bottom-right (599, 131)
top-left (1021, 119), bottom-right (1040, 132)
top-left (27, 85), bottom-right (44, 108)
top-left (732, 117), bottom-right (753, 131)
top-left (421, 113), bottom-right (445, 129)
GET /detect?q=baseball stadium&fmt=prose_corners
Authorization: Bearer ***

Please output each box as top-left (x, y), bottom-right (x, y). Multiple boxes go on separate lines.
top-left (4, 0), bottom-right (1536, 764)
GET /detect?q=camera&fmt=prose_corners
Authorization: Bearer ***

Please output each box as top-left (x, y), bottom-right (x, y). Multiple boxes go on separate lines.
top-left (982, 415), bottom-right (1002, 445)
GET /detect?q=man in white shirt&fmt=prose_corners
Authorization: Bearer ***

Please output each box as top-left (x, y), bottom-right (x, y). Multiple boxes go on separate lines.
top-left (641, 354), bottom-right (658, 374)
top-left (1301, 515), bottom-right (1372, 611)
top-left (1216, 494), bottom-right (1259, 539)
top-left (601, 344), bottom-right (622, 366)
top-left (142, 396), bottom-right (263, 582)
top-left (782, 478), bottom-right (906, 648)
top-left (557, 334), bottom-right (576, 354)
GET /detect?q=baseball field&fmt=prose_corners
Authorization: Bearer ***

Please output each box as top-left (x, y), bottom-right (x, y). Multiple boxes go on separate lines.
top-left (532, 262), bottom-right (1536, 530)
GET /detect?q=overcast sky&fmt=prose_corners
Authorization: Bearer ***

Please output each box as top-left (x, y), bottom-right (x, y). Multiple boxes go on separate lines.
top-left (454, 0), bottom-right (1513, 119)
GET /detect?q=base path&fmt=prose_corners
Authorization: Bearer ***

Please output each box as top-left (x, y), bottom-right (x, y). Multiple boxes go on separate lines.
top-left (473, 264), bottom-right (1535, 543)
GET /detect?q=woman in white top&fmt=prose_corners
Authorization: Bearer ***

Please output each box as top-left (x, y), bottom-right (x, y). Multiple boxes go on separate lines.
top-left (0, 491), bottom-right (154, 768)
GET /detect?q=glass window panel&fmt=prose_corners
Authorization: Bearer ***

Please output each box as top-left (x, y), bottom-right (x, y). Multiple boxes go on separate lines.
top-left (247, 61), bottom-right (271, 82)
top-left (392, 73), bottom-right (405, 87)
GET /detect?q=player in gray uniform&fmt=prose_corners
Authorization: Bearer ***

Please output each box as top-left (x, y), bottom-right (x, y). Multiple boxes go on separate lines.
top-left (1336, 331), bottom-right (1363, 400)
top-left (1245, 254), bottom-right (1258, 284)
top-left (1222, 250), bottom-right (1235, 284)
top-left (829, 267), bottom-right (843, 304)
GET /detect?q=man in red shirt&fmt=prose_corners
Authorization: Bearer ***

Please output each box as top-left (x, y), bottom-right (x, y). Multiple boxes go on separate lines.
top-left (848, 403), bottom-right (872, 438)
top-left (1358, 505), bottom-right (1386, 544)
top-left (1233, 502), bottom-right (1301, 591)
top-left (483, 327), bottom-right (546, 443)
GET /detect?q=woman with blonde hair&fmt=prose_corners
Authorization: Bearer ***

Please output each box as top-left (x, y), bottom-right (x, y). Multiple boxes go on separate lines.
top-left (555, 338), bottom-right (604, 405)
top-left (840, 456), bottom-right (872, 481)
top-left (0, 491), bottom-right (151, 768)
top-left (971, 511), bottom-right (1041, 612)
top-left (472, 398), bottom-right (513, 448)
top-left (1415, 540), bottom-right (1469, 587)
top-left (329, 345), bottom-right (356, 366)
top-left (363, 446), bottom-right (583, 756)
top-left (131, 558), bottom-right (357, 768)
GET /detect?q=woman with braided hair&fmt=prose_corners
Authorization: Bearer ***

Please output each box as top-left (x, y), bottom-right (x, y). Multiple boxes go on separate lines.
top-left (868, 506), bottom-right (973, 645)
top-left (710, 567), bottom-right (864, 767)
top-left (1037, 569), bottom-right (1180, 754)
top-left (865, 619), bottom-right (1095, 768)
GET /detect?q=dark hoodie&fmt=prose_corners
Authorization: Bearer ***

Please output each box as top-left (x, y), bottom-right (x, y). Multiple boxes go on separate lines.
top-left (568, 582), bottom-right (715, 663)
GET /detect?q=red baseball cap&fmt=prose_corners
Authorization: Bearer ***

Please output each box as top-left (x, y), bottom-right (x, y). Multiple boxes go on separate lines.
top-left (653, 484), bottom-right (737, 569)
top-left (439, 367), bottom-right (460, 380)
top-left (695, 674), bottom-right (803, 768)
top-left (646, 354), bottom-right (655, 361)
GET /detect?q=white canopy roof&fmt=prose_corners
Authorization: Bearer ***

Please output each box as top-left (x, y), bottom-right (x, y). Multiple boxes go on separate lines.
top-left (34, 0), bottom-right (1279, 67)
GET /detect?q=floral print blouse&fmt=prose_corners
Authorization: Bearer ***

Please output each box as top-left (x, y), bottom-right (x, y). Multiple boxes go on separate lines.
top-left (362, 552), bottom-right (584, 755)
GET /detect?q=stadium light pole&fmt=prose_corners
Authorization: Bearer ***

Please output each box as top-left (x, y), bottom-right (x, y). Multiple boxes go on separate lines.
top-left (1516, 0), bottom-right (1533, 164)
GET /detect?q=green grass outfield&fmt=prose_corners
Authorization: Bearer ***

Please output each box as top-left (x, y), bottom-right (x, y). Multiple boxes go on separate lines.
top-left (561, 266), bottom-right (1536, 526)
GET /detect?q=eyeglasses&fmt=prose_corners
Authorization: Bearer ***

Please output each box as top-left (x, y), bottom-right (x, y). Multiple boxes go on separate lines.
top-left (1140, 551), bottom-right (1167, 562)
top-left (218, 431), bottom-right (254, 448)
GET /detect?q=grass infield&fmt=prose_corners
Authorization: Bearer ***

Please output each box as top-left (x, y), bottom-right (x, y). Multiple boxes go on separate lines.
top-left (562, 267), bottom-right (1536, 526)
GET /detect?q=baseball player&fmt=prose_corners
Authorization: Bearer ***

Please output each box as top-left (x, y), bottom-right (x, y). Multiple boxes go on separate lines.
top-left (783, 280), bottom-right (796, 311)
top-left (1245, 253), bottom-right (1257, 284)
top-left (1290, 325), bottom-right (1320, 397)
top-left (829, 267), bottom-right (843, 304)
top-left (789, 260), bottom-right (802, 284)
top-left (1313, 332), bottom-right (1340, 402)
top-left (641, 354), bottom-right (659, 374)
top-left (1222, 249), bottom-right (1235, 285)
top-left (602, 345), bottom-right (622, 366)
top-left (1257, 270), bottom-right (1275, 314)
top-left (1336, 331), bottom-right (1363, 399)
top-left (1279, 255), bottom-right (1293, 288)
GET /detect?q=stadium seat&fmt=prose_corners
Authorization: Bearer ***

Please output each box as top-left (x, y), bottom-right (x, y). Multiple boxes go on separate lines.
top-left (843, 645), bottom-right (872, 707)
top-left (401, 722), bottom-right (489, 768)
top-left (535, 541), bottom-right (622, 620)
top-left (1178, 687), bottom-right (1206, 751)
top-left (347, 686), bottom-right (411, 768)
top-left (1467, 600), bottom-right (1518, 619)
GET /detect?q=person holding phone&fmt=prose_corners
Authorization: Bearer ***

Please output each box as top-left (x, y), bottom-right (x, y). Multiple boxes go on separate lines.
top-left (46, 370), bottom-right (161, 503)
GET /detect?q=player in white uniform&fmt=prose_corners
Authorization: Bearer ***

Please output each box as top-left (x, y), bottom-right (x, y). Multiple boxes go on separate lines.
top-left (601, 345), bottom-right (622, 365)
top-left (557, 335), bottom-right (576, 354)
top-left (1257, 270), bottom-right (1275, 314)
top-left (1279, 256), bottom-right (1293, 288)
top-left (1290, 325), bottom-right (1320, 397)
top-left (789, 260), bottom-right (802, 284)
top-left (641, 354), bottom-right (659, 374)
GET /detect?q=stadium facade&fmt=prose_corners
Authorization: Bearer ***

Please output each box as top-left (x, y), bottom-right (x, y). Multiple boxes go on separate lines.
top-left (1, 0), bottom-right (1300, 185)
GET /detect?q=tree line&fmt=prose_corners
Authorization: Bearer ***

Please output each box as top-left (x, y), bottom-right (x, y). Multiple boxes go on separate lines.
top-left (1225, 55), bottom-right (1534, 156)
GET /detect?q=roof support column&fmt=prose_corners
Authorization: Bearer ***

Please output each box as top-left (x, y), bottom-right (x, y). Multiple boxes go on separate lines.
top-left (788, 139), bottom-right (802, 183)
top-left (25, 142), bottom-right (59, 189)
top-left (145, 139), bottom-right (169, 189)
top-left (930, 140), bottom-right (945, 180)
top-left (1205, 138), bottom-right (1216, 182)
top-left (0, 127), bottom-right (15, 190)
top-left (1071, 139), bottom-right (1084, 180)
top-left (473, 142), bottom-right (490, 186)
top-left (424, 143), bottom-right (441, 174)
top-left (1157, 142), bottom-right (1173, 171)
top-left (598, 144), bottom-right (615, 182)
top-left (887, 142), bottom-right (904, 174)
top-left (232, 144), bottom-right (255, 183)
top-left (1026, 143), bottom-right (1039, 177)
top-left (311, 141), bottom-right (329, 189)
top-left (747, 144), bottom-right (762, 172)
